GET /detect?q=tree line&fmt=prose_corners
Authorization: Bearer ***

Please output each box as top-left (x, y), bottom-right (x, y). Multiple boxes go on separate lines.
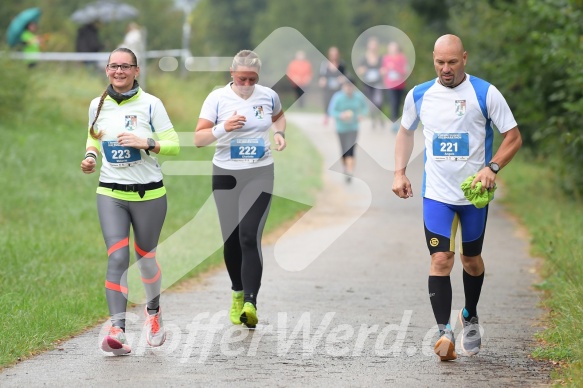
top-left (446, 0), bottom-right (583, 196)
top-left (2, 0), bottom-right (581, 194)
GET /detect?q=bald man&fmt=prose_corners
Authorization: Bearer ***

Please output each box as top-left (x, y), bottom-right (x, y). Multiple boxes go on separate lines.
top-left (392, 35), bottom-right (522, 361)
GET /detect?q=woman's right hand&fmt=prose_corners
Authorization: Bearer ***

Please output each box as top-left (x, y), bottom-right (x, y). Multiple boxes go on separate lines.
top-left (225, 111), bottom-right (247, 132)
top-left (80, 157), bottom-right (96, 174)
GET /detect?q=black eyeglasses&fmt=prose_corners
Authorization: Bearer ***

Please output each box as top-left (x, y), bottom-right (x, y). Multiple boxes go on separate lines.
top-left (107, 63), bottom-right (137, 71)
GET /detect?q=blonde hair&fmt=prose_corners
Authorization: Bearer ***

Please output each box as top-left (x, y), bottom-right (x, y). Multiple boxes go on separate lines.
top-left (231, 50), bottom-right (261, 71)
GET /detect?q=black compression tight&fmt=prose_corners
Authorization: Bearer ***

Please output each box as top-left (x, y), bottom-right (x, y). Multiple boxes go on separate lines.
top-left (212, 164), bottom-right (274, 306)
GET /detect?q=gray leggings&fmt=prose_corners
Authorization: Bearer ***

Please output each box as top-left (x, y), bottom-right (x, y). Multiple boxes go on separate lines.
top-left (97, 194), bottom-right (167, 328)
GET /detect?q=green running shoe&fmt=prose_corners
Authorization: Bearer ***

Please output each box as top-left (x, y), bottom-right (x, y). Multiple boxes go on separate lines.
top-left (230, 291), bottom-right (244, 325)
top-left (239, 302), bottom-right (258, 328)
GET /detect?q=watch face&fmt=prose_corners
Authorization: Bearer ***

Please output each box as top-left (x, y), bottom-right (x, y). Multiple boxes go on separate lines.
top-left (147, 138), bottom-right (155, 149)
top-left (490, 162), bottom-right (500, 172)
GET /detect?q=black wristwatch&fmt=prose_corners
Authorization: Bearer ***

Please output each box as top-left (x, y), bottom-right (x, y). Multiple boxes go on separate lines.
top-left (147, 138), bottom-right (156, 151)
top-left (488, 162), bottom-right (500, 174)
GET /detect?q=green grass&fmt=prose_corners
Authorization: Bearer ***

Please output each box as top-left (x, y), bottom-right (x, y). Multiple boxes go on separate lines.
top-left (500, 152), bottom-right (583, 385)
top-left (0, 64), bottom-right (321, 367)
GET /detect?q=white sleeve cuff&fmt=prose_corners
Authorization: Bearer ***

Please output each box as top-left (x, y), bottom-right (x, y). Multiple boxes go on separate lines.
top-left (212, 123), bottom-right (228, 139)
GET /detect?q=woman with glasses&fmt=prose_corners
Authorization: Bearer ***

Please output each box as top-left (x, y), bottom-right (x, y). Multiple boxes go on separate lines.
top-left (80, 48), bottom-right (180, 355)
top-left (194, 50), bottom-right (286, 328)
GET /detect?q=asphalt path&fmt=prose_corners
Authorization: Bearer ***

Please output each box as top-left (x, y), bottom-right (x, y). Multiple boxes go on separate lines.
top-left (1, 112), bottom-right (551, 387)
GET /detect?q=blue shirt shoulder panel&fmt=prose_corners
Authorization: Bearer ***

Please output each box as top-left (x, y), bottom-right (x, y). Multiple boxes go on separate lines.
top-left (468, 75), bottom-right (491, 120)
top-left (413, 79), bottom-right (437, 116)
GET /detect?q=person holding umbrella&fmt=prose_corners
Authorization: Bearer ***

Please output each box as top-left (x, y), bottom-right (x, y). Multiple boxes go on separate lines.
top-left (6, 7), bottom-right (45, 68)
top-left (70, 2), bottom-right (139, 69)
top-left (20, 21), bottom-right (42, 68)
top-left (75, 21), bottom-right (104, 69)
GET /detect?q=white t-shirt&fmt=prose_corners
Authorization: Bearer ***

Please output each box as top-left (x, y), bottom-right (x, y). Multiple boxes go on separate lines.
top-left (401, 74), bottom-right (517, 205)
top-left (199, 83), bottom-right (282, 170)
top-left (89, 89), bottom-right (174, 185)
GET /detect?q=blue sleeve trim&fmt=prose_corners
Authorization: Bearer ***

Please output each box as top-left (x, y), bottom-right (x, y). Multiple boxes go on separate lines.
top-left (469, 75), bottom-right (490, 120)
top-left (469, 75), bottom-right (494, 162)
top-left (410, 79), bottom-right (435, 130)
top-left (413, 79), bottom-right (436, 117)
top-left (149, 104), bottom-right (155, 132)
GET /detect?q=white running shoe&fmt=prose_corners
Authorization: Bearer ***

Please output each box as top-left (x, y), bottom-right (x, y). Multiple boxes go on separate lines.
top-left (144, 306), bottom-right (166, 347)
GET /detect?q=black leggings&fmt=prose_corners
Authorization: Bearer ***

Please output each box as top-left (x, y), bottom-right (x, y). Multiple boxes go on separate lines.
top-left (338, 131), bottom-right (358, 159)
top-left (212, 164), bottom-right (274, 304)
top-left (385, 88), bottom-right (404, 121)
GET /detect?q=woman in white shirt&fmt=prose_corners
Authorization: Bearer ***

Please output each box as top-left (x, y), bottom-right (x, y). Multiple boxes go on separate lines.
top-left (81, 48), bottom-right (180, 355)
top-left (195, 50), bottom-right (286, 328)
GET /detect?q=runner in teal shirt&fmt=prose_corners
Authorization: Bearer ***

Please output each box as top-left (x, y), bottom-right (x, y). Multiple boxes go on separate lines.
top-left (328, 80), bottom-right (368, 182)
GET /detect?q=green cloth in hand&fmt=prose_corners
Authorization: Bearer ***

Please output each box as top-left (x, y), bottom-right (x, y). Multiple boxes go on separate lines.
top-left (460, 174), bottom-right (496, 208)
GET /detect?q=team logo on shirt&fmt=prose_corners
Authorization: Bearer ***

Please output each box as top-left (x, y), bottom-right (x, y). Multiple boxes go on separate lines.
top-left (253, 105), bottom-right (264, 119)
top-left (125, 115), bottom-right (137, 131)
top-left (429, 238), bottom-right (439, 247)
top-left (455, 100), bottom-right (466, 117)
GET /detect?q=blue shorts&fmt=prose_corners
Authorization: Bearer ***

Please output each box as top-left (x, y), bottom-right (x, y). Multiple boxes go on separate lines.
top-left (423, 197), bottom-right (488, 256)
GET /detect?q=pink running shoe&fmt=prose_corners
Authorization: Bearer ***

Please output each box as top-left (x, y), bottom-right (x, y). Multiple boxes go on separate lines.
top-left (101, 326), bottom-right (131, 356)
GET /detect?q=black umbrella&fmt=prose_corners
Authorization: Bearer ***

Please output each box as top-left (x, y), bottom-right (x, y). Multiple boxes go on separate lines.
top-left (71, 1), bottom-right (138, 25)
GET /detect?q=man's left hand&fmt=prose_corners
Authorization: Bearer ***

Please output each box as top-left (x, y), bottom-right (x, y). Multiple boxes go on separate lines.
top-left (471, 167), bottom-right (497, 193)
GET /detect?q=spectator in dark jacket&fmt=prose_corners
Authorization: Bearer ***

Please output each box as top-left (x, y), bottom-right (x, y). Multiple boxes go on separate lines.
top-left (76, 21), bottom-right (104, 68)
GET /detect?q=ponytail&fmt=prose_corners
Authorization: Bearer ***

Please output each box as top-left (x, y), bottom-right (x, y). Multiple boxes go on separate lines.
top-left (89, 89), bottom-right (108, 140)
